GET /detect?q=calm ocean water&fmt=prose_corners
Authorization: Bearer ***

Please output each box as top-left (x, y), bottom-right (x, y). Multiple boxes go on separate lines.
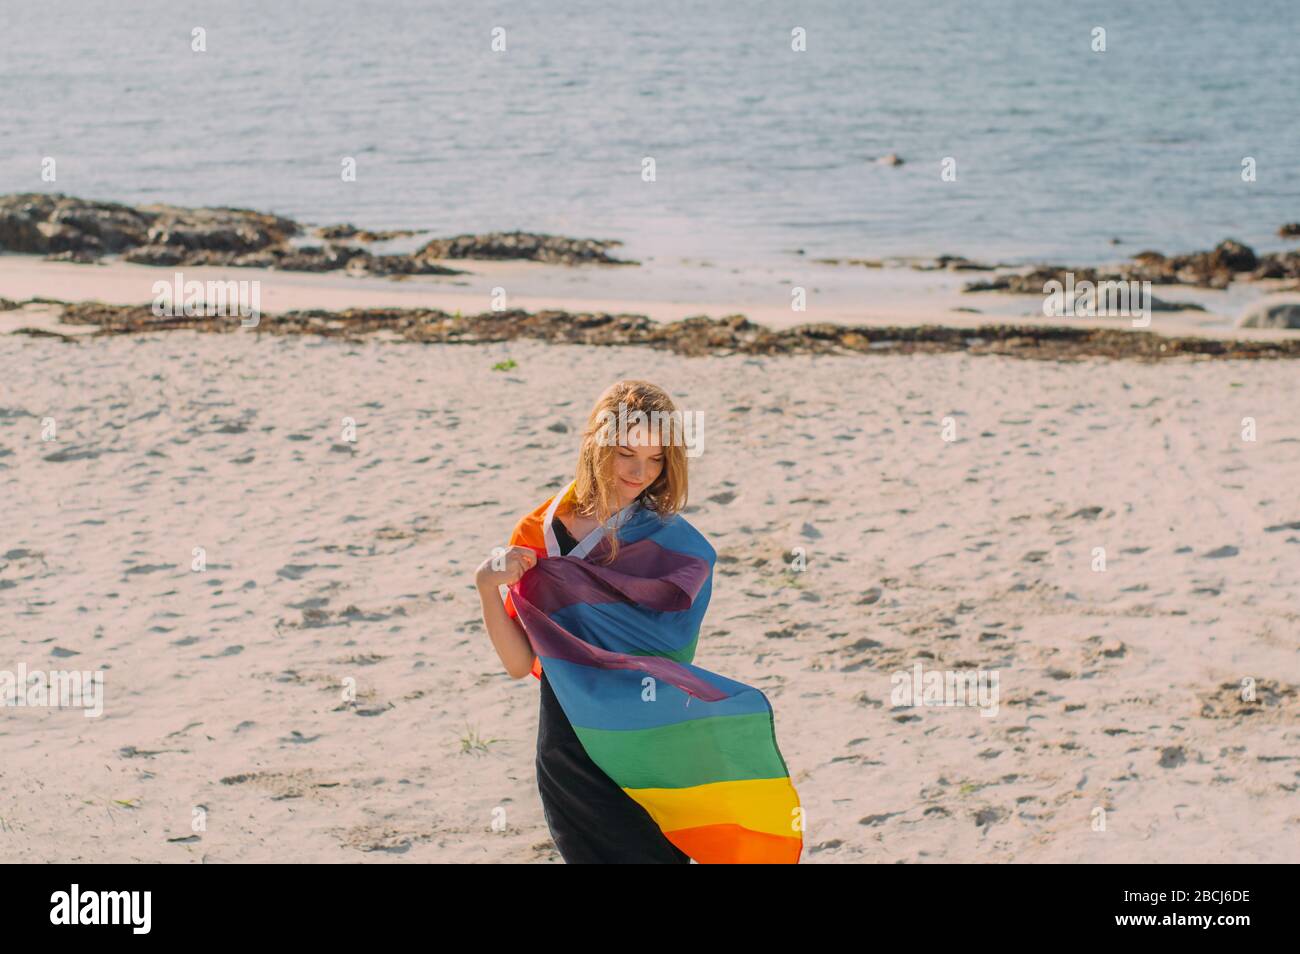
top-left (2, 0), bottom-right (1297, 267)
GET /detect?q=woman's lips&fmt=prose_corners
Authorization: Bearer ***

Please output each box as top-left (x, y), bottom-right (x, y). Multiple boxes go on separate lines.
top-left (621, 477), bottom-right (641, 489)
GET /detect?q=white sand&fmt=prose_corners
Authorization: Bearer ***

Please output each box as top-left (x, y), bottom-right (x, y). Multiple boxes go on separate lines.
top-left (1, 328), bottom-right (1297, 863)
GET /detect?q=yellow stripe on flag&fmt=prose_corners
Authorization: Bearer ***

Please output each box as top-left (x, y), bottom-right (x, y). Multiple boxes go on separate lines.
top-left (625, 776), bottom-right (799, 840)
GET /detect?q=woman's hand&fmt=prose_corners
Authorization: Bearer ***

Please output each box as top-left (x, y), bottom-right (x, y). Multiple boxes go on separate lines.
top-left (475, 544), bottom-right (540, 679)
top-left (475, 545), bottom-right (537, 589)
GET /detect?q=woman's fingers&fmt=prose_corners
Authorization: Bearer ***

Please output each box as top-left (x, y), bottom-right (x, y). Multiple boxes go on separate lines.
top-left (506, 549), bottom-right (535, 582)
top-left (490, 547), bottom-right (537, 586)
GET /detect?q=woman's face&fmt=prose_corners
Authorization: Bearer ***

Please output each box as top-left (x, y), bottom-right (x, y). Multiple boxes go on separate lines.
top-left (611, 422), bottom-right (664, 507)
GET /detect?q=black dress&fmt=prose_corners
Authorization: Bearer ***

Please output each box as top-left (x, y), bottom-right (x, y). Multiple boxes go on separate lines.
top-left (534, 516), bottom-right (693, 864)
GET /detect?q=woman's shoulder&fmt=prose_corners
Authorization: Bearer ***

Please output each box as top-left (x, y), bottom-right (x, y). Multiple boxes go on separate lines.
top-left (645, 508), bottom-right (715, 563)
top-left (509, 491), bottom-right (559, 549)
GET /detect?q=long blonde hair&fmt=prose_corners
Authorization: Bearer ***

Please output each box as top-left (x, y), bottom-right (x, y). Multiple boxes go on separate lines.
top-left (568, 380), bottom-right (689, 564)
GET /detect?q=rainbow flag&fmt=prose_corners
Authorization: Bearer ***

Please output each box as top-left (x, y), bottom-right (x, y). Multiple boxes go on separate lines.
top-left (505, 482), bottom-right (803, 863)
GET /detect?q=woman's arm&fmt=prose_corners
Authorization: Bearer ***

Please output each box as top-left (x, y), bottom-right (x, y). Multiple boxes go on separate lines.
top-left (475, 546), bottom-right (538, 679)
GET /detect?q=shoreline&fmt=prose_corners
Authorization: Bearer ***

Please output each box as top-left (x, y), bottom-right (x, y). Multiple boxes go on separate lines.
top-left (6, 191), bottom-right (1300, 276)
top-left (3, 194), bottom-right (1300, 340)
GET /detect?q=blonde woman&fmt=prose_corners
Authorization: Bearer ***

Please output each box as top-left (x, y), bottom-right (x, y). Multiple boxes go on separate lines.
top-left (475, 380), bottom-right (801, 865)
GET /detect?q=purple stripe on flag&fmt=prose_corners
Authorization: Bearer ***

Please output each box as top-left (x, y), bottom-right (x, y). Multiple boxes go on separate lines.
top-left (517, 538), bottom-right (710, 617)
top-left (510, 586), bottom-right (730, 703)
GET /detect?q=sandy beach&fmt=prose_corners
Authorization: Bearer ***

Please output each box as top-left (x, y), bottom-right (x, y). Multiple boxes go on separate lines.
top-left (2, 314), bottom-right (1297, 862)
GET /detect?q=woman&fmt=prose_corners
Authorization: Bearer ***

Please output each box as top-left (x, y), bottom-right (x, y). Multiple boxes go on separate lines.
top-left (475, 380), bottom-right (801, 864)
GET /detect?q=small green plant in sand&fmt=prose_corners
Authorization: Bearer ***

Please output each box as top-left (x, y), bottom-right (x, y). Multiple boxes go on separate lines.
top-left (492, 358), bottom-right (518, 372)
top-left (460, 722), bottom-right (503, 755)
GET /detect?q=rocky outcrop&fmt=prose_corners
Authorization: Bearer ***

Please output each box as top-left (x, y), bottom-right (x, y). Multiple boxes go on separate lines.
top-left (0, 194), bottom-right (632, 272)
top-left (1236, 297), bottom-right (1300, 329)
top-left (920, 255), bottom-right (996, 271)
top-left (1137, 242), bottom-right (1300, 285)
top-left (1249, 249), bottom-right (1300, 280)
top-left (315, 224), bottom-right (421, 242)
top-left (965, 267), bottom-right (1130, 294)
top-left (963, 241), bottom-right (1300, 294)
top-left (1149, 296), bottom-right (1206, 312)
top-left (0, 193), bottom-right (298, 259)
top-left (120, 242), bottom-right (461, 275)
top-left (414, 231), bottom-right (634, 265)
